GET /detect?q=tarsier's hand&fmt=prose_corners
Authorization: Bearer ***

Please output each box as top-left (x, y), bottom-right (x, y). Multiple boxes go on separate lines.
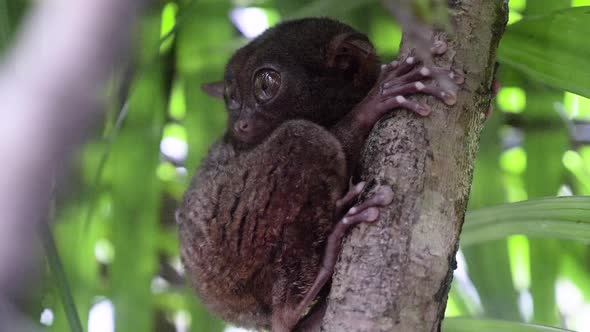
top-left (356, 40), bottom-right (464, 124)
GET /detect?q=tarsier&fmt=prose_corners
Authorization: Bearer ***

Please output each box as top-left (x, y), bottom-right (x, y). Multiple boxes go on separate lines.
top-left (177, 17), bottom-right (462, 332)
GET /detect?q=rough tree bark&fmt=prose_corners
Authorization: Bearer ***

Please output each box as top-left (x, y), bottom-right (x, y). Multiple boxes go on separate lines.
top-left (322, 1), bottom-right (508, 331)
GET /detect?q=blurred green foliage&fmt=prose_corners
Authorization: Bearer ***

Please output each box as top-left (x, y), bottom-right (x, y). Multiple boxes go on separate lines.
top-left (3, 0), bottom-right (590, 331)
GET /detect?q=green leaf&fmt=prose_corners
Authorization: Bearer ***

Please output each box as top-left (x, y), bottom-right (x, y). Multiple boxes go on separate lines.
top-left (443, 318), bottom-right (574, 332)
top-left (498, 7), bottom-right (590, 98)
top-left (41, 221), bottom-right (84, 332)
top-left (525, 0), bottom-right (571, 15)
top-left (524, 111), bottom-right (568, 326)
top-left (463, 196), bottom-right (590, 246)
top-left (0, 0), bottom-right (9, 49)
top-left (462, 115), bottom-right (520, 320)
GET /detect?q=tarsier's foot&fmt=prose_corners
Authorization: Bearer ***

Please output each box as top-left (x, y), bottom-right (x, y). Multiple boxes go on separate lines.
top-left (281, 185), bottom-right (395, 332)
top-left (360, 40), bottom-right (464, 120)
top-left (343, 185), bottom-right (394, 224)
top-left (334, 180), bottom-right (366, 218)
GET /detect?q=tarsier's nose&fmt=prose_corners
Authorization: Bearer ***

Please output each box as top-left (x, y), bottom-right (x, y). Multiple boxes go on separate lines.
top-left (234, 119), bottom-right (251, 135)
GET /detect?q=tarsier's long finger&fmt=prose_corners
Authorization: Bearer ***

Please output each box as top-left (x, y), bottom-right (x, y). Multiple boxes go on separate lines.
top-left (385, 66), bottom-right (465, 87)
top-left (377, 95), bottom-right (431, 116)
top-left (388, 54), bottom-right (421, 78)
top-left (346, 186), bottom-right (394, 217)
top-left (382, 81), bottom-right (458, 106)
top-left (335, 181), bottom-right (366, 218)
top-left (385, 40), bottom-right (447, 78)
top-left (341, 207), bottom-right (380, 225)
top-left (378, 58), bottom-right (403, 82)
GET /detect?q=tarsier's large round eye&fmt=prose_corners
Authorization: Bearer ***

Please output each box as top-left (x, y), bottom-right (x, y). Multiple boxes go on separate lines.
top-left (253, 69), bottom-right (281, 103)
top-left (224, 80), bottom-right (240, 109)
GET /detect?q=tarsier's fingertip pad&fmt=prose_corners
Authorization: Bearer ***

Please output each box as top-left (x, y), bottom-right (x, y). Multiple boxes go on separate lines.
top-left (363, 207), bottom-right (380, 222)
top-left (450, 71), bottom-right (465, 84)
top-left (355, 182), bottom-right (367, 193)
top-left (376, 186), bottom-right (395, 206)
top-left (420, 67), bottom-right (431, 77)
top-left (417, 105), bottom-right (432, 116)
top-left (441, 92), bottom-right (458, 106)
top-left (431, 40), bottom-right (448, 55)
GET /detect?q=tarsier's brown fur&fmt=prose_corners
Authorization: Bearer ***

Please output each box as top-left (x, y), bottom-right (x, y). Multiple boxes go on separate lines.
top-left (177, 17), bottom-right (460, 331)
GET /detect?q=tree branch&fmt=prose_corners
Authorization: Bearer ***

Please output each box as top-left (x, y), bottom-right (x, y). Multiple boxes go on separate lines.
top-left (322, 1), bottom-right (508, 331)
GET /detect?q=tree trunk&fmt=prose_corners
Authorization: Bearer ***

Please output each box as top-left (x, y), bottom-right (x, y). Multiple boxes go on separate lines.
top-left (321, 1), bottom-right (508, 331)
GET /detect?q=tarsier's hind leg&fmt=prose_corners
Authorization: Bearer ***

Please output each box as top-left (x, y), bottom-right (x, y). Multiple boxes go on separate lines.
top-left (263, 120), bottom-right (350, 332)
top-left (272, 184), bottom-right (395, 332)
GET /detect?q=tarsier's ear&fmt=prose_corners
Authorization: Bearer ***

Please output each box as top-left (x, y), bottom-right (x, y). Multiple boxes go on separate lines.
top-left (326, 32), bottom-right (377, 82)
top-left (201, 81), bottom-right (225, 99)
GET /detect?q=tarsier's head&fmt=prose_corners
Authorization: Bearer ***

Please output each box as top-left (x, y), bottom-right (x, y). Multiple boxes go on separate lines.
top-left (202, 17), bottom-right (380, 148)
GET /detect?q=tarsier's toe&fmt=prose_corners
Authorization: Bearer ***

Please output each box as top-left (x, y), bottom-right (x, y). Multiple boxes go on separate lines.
top-left (335, 181), bottom-right (366, 218)
top-left (342, 207), bottom-right (379, 225)
top-left (347, 185), bottom-right (394, 216)
top-left (369, 185), bottom-right (395, 207)
top-left (380, 81), bottom-right (457, 108)
top-left (449, 70), bottom-right (465, 85)
top-left (440, 90), bottom-right (458, 106)
top-left (339, 181), bottom-right (365, 205)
